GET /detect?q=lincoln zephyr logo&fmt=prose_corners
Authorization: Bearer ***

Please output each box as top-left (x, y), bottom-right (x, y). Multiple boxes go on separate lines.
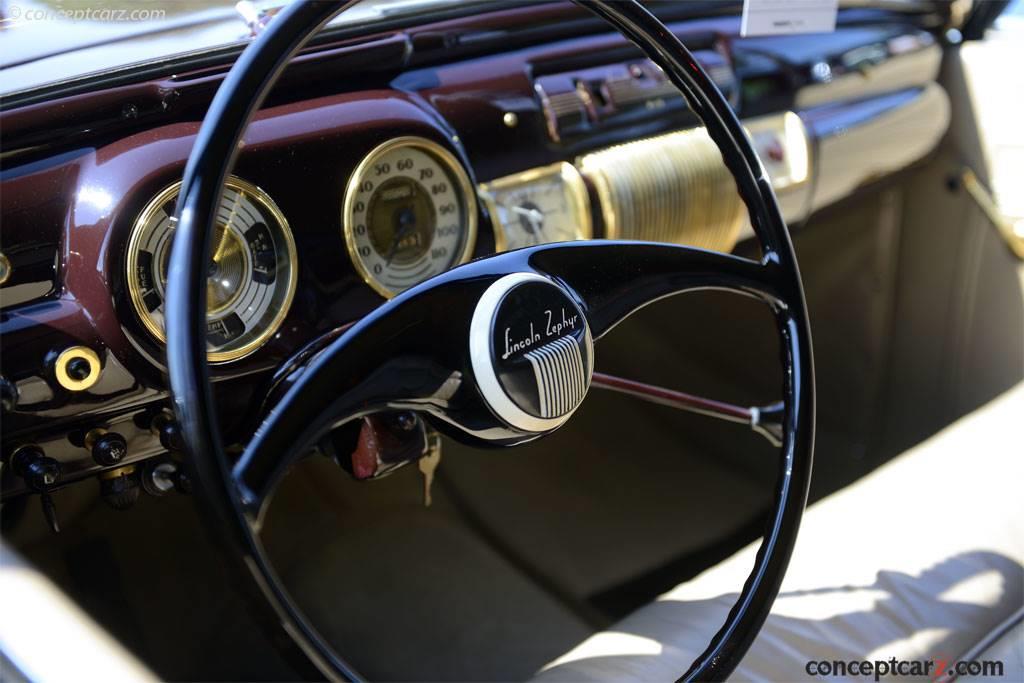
top-left (471, 273), bottom-right (594, 432)
top-left (501, 307), bottom-right (580, 360)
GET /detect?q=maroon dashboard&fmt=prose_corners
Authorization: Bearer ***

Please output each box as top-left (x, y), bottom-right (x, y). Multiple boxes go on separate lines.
top-left (0, 2), bottom-right (950, 499)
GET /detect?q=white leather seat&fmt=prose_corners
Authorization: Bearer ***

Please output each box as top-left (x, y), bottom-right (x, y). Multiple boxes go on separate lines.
top-left (535, 383), bottom-right (1024, 682)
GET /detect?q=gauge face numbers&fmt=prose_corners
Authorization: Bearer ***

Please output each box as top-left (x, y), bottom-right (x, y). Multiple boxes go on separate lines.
top-left (344, 137), bottom-right (478, 298)
top-left (126, 177), bottom-right (297, 363)
top-left (480, 162), bottom-right (592, 252)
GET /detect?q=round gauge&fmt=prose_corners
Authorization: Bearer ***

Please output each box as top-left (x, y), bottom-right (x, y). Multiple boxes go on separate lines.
top-left (126, 177), bottom-right (297, 363)
top-left (479, 162), bottom-right (592, 252)
top-left (343, 137), bottom-right (478, 298)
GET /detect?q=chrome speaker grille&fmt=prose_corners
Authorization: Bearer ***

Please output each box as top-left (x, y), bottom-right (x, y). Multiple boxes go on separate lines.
top-left (577, 128), bottom-right (745, 252)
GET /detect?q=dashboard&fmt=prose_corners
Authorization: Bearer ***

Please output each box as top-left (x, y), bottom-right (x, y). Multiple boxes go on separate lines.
top-left (0, 2), bottom-right (951, 499)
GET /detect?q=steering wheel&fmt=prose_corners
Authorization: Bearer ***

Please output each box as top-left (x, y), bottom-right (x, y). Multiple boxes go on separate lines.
top-left (164, 0), bottom-right (815, 680)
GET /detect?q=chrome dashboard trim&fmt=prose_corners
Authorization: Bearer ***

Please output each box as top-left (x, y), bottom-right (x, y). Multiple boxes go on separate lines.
top-left (808, 82), bottom-right (950, 212)
top-left (577, 127), bottom-right (745, 251)
top-left (734, 84), bottom-right (951, 243)
top-left (795, 34), bottom-right (942, 109)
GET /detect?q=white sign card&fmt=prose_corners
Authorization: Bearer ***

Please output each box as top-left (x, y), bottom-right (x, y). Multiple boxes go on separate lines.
top-left (741, 0), bottom-right (839, 37)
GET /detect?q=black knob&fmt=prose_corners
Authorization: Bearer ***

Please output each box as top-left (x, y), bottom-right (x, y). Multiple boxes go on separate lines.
top-left (173, 468), bottom-right (193, 495)
top-left (90, 432), bottom-right (128, 467)
top-left (13, 445), bottom-right (61, 491)
top-left (159, 423), bottom-right (182, 452)
top-left (65, 357), bottom-right (93, 382)
top-left (12, 445), bottom-right (62, 533)
top-left (149, 412), bottom-right (184, 452)
top-left (0, 376), bottom-right (17, 412)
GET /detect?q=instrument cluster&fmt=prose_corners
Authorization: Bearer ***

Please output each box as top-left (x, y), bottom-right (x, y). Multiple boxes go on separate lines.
top-left (123, 137), bottom-right (595, 364)
top-left (123, 112), bottom-right (807, 363)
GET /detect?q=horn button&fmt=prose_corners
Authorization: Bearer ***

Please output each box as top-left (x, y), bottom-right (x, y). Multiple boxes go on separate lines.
top-left (470, 273), bottom-right (594, 433)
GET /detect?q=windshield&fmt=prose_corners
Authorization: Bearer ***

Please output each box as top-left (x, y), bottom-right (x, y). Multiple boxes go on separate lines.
top-left (0, 0), bottom-right (975, 100)
top-left (2, 0), bottom-right (237, 67)
top-left (0, 0), bottom-right (482, 97)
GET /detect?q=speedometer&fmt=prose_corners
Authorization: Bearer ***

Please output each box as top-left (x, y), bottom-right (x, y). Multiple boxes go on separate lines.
top-left (126, 176), bottom-right (297, 363)
top-left (343, 137), bottom-right (477, 298)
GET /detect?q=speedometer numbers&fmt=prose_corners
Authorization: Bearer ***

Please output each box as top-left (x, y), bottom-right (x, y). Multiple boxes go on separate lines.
top-left (478, 162), bottom-right (592, 252)
top-left (126, 177), bottom-right (297, 363)
top-left (343, 137), bottom-right (478, 298)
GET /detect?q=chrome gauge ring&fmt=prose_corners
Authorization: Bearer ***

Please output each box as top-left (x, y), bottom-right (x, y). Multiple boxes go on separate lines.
top-left (127, 176), bottom-right (297, 363)
top-left (343, 136), bottom-right (477, 298)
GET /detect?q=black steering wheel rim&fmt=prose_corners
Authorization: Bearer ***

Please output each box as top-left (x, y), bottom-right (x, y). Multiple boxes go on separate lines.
top-left (164, 1), bottom-right (815, 680)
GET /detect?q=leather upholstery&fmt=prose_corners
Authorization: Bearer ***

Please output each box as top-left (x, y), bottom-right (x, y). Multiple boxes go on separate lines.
top-left (536, 382), bottom-right (1024, 681)
top-left (960, 614), bottom-right (1023, 682)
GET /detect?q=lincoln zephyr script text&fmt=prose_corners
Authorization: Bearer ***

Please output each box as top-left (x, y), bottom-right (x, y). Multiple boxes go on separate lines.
top-left (503, 308), bottom-right (580, 360)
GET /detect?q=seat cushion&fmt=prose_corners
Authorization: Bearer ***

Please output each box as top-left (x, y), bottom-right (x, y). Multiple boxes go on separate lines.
top-left (535, 382), bottom-right (1024, 681)
top-left (958, 613), bottom-right (1024, 682)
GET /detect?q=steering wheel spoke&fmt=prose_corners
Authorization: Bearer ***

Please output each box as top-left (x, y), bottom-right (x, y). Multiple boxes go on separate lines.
top-left (232, 277), bottom-right (483, 514)
top-left (233, 240), bottom-right (779, 517)
top-left (526, 240), bottom-right (781, 338)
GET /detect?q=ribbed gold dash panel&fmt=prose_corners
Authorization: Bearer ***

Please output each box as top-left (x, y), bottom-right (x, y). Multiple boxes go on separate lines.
top-left (577, 128), bottom-right (744, 252)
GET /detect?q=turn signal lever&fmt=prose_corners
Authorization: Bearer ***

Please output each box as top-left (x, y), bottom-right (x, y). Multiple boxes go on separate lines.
top-left (12, 445), bottom-right (61, 533)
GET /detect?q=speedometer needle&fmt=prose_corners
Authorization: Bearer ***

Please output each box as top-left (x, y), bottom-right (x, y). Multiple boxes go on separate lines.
top-left (386, 209), bottom-right (418, 265)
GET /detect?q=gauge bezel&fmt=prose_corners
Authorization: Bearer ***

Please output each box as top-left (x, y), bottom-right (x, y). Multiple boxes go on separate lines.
top-left (478, 161), bottom-right (592, 253)
top-left (342, 136), bottom-right (478, 299)
top-left (126, 176), bottom-right (298, 364)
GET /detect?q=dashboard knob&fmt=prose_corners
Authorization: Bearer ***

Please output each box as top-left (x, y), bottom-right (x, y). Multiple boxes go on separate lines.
top-left (12, 445), bottom-right (60, 491)
top-left (99, 468), bottom-right (140, 511)
top-left (12, 445), bottom-right (61, 533)
top-left (65, 357), bottom-right (92, 381)
top-left (151, 413), bottom-right (184, 452)
top-left (86, 430), bottom-right (128, 467)
top-left (52, 346), bottom-right (102, 392)
top-left (0, 375), bottom-right (18, 412)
